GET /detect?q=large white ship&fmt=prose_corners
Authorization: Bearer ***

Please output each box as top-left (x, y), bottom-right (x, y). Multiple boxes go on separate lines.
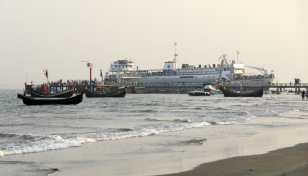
top-left (105, 46), bottom-right (275, 91)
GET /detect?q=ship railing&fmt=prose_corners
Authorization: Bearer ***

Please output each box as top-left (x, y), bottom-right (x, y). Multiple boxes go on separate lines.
top-left (234, 75), bottom-right (274, 80)
top-left (272, 83), bottom-right (308, 87)
top-left (222, 82), bottom-right (308, 87)
top-left (109, 82), bottom-right (208, 87)
top-left (119, 71), bottom-right (223, 77)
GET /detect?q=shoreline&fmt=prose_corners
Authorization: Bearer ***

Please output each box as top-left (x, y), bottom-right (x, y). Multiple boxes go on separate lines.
top-left (160, 142), bottom-right (308, 176)
top-left (158, 113), bottom-right (308, 176)
top-left (53, 114), bottom-right (308, 176)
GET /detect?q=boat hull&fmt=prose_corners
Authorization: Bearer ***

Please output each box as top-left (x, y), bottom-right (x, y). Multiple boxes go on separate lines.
top-left (17, 91), bottom-right (84, 105)
top-left (219, 87), bottom-right (263, 97)
top-left (187, 91), bottom-right (211, 96)
top-left (85, 89), bottom-right (126, 97)
top-left (30, 86), bottom-right (74, 98)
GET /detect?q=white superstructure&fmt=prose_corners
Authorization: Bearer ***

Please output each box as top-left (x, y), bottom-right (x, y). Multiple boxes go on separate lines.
top-left (106, 56), bottom-right (274, 88)
top-left (109, 58), bottom-right (134, 72)
top-left (105, 45), bottom-right (275, 89)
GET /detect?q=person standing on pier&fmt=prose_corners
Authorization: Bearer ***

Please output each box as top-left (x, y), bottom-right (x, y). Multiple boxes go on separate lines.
top-left (301, 90), bottom-right (306, 100)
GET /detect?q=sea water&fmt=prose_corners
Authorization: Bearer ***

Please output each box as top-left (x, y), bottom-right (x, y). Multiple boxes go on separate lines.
top-left (1, 89), bottom-right (308, 175)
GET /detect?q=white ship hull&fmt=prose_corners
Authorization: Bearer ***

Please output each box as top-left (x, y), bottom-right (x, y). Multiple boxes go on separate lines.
top-left (123, 75), bottom-right (217, 84)
top-left (124, 76), bottom-right (274, 88)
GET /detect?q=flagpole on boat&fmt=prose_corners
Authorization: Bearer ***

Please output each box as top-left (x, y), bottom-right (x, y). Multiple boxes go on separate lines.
top-left (43, 69), bottom-right (49, 92)
top-left (80, 61), bottom-right (93, 91)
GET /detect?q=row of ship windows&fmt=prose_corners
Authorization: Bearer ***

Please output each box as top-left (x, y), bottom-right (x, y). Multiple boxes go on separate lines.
top-left (111, 66), bottom-right (239, 71)
top-left (180, 68), bottom-right (234, 72)
top-left (112, 65), bottom-right (133, 68)
top-left (148, 76), bottom-right (216, 79)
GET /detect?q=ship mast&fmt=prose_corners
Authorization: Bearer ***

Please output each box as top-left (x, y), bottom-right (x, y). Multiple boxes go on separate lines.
top-left (174, 42), bottom-right (178, 70)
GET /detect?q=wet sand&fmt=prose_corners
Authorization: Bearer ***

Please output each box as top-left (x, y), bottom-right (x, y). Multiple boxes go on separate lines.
top-left (53, 114), bottom-right (308, 176)
top-left (161, 142), bottom-right (308, 176)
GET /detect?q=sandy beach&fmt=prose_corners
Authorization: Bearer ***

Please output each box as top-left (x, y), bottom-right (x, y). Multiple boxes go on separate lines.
top-left (162, 143), bottom-right (308, 176)
top-left (161, 112), bottom-right (308, 176)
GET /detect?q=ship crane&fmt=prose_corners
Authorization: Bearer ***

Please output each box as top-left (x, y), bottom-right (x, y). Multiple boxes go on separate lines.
top-left (222, 54), bottom-right (228, 65)
top-left (245, 65), bottom-right (268, 76)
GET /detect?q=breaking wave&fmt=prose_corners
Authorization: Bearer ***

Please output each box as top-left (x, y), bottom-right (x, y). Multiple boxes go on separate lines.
top-left (0, 120), bottom-right (212, 157)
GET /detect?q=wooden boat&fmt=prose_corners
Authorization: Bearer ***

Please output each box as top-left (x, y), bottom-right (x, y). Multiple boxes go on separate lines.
top-left (85, 87), bottom-right (126, 98)
top-left (126, 87), bottom-right (132, 94)
top-left (187, 91), bottom-right (211, 96)
top-left (29, 86), bottom-right (74, 98)
top-left (219, 87), bottom-right (264, 97)
top-left (17, 91), bottom-right (84, 105)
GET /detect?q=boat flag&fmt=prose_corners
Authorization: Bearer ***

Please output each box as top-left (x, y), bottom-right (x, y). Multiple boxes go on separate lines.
top-left (43, 69), bottom-right (48, 78)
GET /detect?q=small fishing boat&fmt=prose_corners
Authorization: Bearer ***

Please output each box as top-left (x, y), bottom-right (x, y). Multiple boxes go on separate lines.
top-left (187, 90), bottom-right (211, 96)
top-left (219, 87), bottom-right (263, 97)
top-left (29, 86), bottom-right (75, 98)
top-left (85, 86), bottom-right (126, 98)
top-left (204, 84), bottom-right (221, 94)
top-left (17, 91), bottom-right (84, 105)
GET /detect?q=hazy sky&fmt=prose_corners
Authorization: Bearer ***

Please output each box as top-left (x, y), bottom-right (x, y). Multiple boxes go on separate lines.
top-left (1, 0), bottom-right (308, 89)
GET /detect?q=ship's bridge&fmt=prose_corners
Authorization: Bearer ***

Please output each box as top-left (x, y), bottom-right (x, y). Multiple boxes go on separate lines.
top-left (163, 61), bottom-right (175, 70)
top-left (109, 59), bottom-right (134, 72)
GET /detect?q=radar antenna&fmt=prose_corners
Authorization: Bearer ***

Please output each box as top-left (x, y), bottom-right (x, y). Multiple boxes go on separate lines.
top-left (173, 42), bottom-right (178, 69)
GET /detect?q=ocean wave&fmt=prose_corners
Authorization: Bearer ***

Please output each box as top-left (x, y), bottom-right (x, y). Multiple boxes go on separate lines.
top-left (144, 118), bottom-right (162, 122)
top-left (0, 133), bottom-right (36, 141)
top-left (215, 121), bottom-right (238, 125)
top-left (0, 121), bottom-right (211, 157)
top-left (0, 133), bottom-right (18, 138)
top-left (117, 128), bottom-right (132, 132)
top-left (133, 109), bottom-right (156, 113)
top-left (209, 121), bottom-right (238, 125)
top-left (173, 119), bottom-right (192, 123)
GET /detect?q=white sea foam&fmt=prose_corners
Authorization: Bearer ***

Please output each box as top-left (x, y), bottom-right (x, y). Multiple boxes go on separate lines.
top-left (1, 135), bottom-right (97, 156)
top-left (0, 150), bottom-right (4, 157)
top-left (0, 121), bottom-right (211, 157)
top-left (216, 122), bottom-right (237, 125)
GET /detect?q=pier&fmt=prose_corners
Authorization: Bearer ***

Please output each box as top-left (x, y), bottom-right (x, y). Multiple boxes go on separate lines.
top-left (221, 83), bottom-right (308, 94)
top-left (26, 82), bottom-right (308, 94)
